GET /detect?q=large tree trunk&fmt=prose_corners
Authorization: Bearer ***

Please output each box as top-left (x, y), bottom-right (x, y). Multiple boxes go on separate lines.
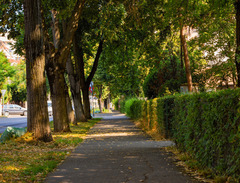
top-left (46, 64), bottom-right (70, 132)
top-left (48, 10), bottom-right (70, 131)
top-left (66, 55), bottom-right (87, 123)
top-left (73, 34), bottom-right (104, 119)
top-left (24, 0), bottom-right (52, 142)
top-left (44, 0), bottom-right (85, 131)
top-left (73, 92), bottom-right (86, 122)
top-left (82, 86), bottom-right (91, 118)
top-left (65, 81), bottom-right (75, 124)
top-left (235, 0), bottom-right (240, 87)
top-left (180, 26), bottom-right (193, 92)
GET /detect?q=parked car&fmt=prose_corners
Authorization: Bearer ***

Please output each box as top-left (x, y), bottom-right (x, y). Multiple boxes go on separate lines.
top-left (47, 101), bottom-right (53, 116)
top-left (3, 104), bottom-right (27, 116)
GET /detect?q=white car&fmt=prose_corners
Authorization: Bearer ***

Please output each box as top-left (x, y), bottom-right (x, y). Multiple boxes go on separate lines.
top-left (3, 104), bottom-right (27, 116)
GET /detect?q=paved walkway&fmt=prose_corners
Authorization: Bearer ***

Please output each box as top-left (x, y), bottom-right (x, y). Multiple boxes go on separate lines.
top-left (45, 112), bottom-right (202, 183)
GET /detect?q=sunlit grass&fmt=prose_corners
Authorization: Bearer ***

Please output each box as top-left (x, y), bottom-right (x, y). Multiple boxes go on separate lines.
top-left (0, 118), bottom-right (100, 183)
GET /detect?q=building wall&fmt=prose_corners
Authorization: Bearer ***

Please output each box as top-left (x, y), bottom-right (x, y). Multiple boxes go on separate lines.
top-left (0, 34), bottom-right (23, 65)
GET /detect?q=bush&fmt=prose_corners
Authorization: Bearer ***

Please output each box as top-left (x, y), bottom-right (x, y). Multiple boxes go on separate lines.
top-left (122, 89), bottom-right (240, 181)
top-left (112, 98), bottom-right (119, 110)
top-left (143, 68), bottom-right (182, 99)
top-left (120, 100), bottom-right (126, 113)
top-left (124, 98), bottom-right (143, 119)
top-left (173, 90), bottom-right (240, 180)
top-left (157, 95), bottom-right (175, 138)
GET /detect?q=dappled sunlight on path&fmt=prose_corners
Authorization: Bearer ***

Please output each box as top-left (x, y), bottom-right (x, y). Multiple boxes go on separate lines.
top-left (46, 112), bottom-right (202, 183)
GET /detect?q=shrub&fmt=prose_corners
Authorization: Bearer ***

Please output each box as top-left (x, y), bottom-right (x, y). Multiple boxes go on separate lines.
top-left (172, 90), bottom-right (240, 180)
top-left (143, 68), bottom-right (182, 99)
top-left (120, 100), bottom-right (126, 113)
top-left (124, 98), bottom-right (143, 119)
top-left (112, 98), bottom-right (119, 110)
top-left (122, 89), bottom-right (240, 181)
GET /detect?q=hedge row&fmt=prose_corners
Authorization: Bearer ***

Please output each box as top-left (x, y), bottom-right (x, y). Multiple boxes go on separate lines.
top-left (121, 89), bottom-right (240, 180)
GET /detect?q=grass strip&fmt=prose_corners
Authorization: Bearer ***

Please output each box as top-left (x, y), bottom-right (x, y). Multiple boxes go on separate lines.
top-left (0, 118), bottom-right (101, 183)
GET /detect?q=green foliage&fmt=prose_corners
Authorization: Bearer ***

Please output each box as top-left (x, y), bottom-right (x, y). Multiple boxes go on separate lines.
top-left (0, 52), bottom-right (15, 88)
top-left (143, 67), bottom-right (182, 99)
top-left (0, 0), bottom-right (24, 38)
top-left (124, 98), bottom-right (143, 120)
top-left (112, 98), bottom-right (119, 110)
top-left (122, 89), bottom-right (240, 181)
top-left (143, 69), bottom-right (160, 99)
top-left (172, 90), bottom-right (240, 180)
top-left (119, 100), bottom-right (126, 113)
top-left (7, 60), bottom-right (26, 103)
top-left (157, 96), bottom-right (175, 138)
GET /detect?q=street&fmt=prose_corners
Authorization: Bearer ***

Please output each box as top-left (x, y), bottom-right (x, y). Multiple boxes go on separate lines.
top-left (0, 116), bottom-right (53, 133)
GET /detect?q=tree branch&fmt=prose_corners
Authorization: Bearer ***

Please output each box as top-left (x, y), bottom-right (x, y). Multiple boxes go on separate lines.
top-left (86, 39), bottom-right (104, 85)
top-left (55, 0), bottom-right (85, 64)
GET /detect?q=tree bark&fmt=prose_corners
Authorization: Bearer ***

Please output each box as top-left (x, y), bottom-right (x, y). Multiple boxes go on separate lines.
top-left (65, 81), bottom-right (75, 124)
top-left (180, 26), bottom-right (193, 92)
top-left (82, 40), bottom-right (104, 118)
top-left (24, 0), bottom-right (52, 142)
top-left (44, 0), bottom-right (85, 131)
top-left (235, 0), bottom-right (240, 87)
top-left (97, 85), bottom-right (103, 113)
top-left (46, 63), bottom-right (70, 132)
top-left (66, 55), bottom-right (87, 123)
top-left (73, 32), bottom-right (104, 119)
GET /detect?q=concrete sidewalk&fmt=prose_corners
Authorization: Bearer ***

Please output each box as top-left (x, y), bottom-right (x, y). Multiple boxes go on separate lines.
top-left (45, 112), bottom-right (202, 183)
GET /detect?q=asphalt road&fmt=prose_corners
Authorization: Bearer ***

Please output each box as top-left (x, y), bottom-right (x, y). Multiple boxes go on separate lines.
top-left (0, 115), bottom-right (53, 133)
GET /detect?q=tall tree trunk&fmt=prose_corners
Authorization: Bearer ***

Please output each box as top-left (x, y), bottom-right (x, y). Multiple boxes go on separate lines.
top-left (82, 40), bottom-right (103, 118)
top-left (82, 86), bottom-right (91, 118)
top-left (235, 0), bottom-right (240, 87)
top-left (46, 64), bottom-right (70, 132)
top-left (24, 0), bottom-right (52, 142)
top-left (73, 31), bottom-right (104, 119)
top-left (65, 81), bottom-right (75, 124)
top-left (44, 0), bottom-right (85, 131)
top-left (47, 10), bottom-right (70, 132)
top-left (180, 26), bottom-right (193, 92)
top-left (97, 85), bottom-right (103, 113)
top-left (66, 55), bottom-right (87, 123)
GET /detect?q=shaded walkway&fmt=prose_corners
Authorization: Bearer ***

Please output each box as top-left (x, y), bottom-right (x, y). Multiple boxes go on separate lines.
top-left (45, 112), bottom-right (202, 183)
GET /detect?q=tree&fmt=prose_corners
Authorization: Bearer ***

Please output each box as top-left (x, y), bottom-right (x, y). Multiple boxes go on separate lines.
top-left (23, 0), bottom-right (52, 142)
top-left (0, 52), bottom-right (15, 89)
top-left (73, 34), bottom-right (103, 119)
top-left (8, 60), bottom-right (27, 105)
top-left (43, 0), bottom-right (86, 131)
top-left (66, 55), bottom-right (87, 122)
top-left (180, 27), bottom-right (193, 92)
top-left (72, 1), bottom-right (126, 119)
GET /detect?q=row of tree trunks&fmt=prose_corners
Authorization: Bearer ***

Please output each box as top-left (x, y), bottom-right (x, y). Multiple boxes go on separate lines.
top-left (44, 0), bottom-right (85, 131)
top-left (24, 0), bottom-right (52, 142)
top-left (23, 0), bottom-right (86, 140)
top-left (47, 10), bottom-right (70, 132)
top-left (66, 55), bottom-right (87, 123)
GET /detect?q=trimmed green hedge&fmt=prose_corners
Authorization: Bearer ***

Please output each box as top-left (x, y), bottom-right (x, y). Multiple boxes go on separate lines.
top-left (113, 98), bottom-right (119, 110)
top-left (121, 89), bottom-right (240, 181)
